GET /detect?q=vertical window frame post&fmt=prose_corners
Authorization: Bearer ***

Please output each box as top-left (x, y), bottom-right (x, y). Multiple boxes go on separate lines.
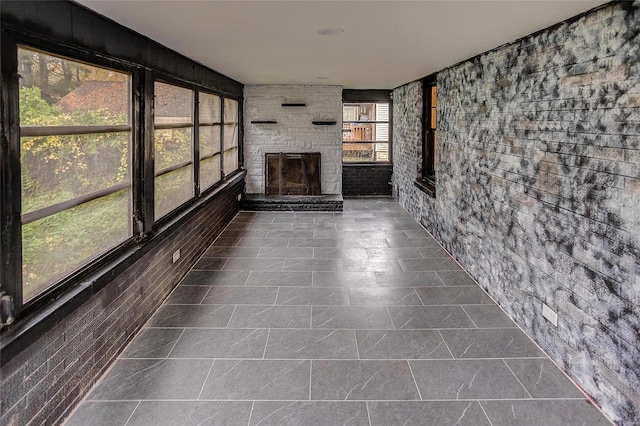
top-left (0, 33), bottom-right (23, 313)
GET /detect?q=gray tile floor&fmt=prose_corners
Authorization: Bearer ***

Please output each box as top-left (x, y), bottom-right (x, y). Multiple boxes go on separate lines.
top-left (66, 198), bottom-right (611, 425)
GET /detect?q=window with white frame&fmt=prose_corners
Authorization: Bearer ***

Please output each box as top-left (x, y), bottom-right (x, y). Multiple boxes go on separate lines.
top-left (342, 102), bottom-right (390, 163)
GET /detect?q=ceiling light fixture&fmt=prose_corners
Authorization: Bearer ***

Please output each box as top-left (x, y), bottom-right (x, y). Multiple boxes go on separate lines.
top-left (317, 27), bottom-right (344, 36)
top-left (317, 76), bottom-right (330, 80)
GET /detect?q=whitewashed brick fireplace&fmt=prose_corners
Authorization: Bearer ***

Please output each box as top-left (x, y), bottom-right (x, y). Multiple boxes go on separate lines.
top-left (243, 85), bottom-right (343, 195)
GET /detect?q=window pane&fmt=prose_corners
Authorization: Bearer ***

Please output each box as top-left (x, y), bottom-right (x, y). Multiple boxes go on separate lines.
top-left (431, 86), bottom-right (437, 107)
top-left (200, 93), bottom-right (221, 124)
top-left (343, 103), bottom-right (389, 122)
top-left (200, 155), bottom-right (221, 190)
top-left (21, 132), bottom-right (130, 214)
top-left (22, 189), bottom-right (131, 301)
top-left (374, 103), bottom-right (389, 121)
top-left (155, 165), bottom-right (194, 219)
top-left (343, 143), bottom-right (376, 162)
top-left (18, 47), bottom-right (132, 301)
top-left (223, 148), bottom-right (238, 174)
top-left (224, 98), bottom-right (238, 122)
top-left (18, 47), bottom-right (129, 126)
top-left (155, 82), bottom-right (193, 125)
top-left (154, 128), bottom-right (193, 172)
top-left (343, 123), bottom-right (373, 141)
top-left (224, 124), bottom-right (239, 149)
top-left (342, 101), bottom-right (389, 163)
top-left (343, 105), bottom-right (359, 121)
top-left (200, 125), bottom-right (221, 158)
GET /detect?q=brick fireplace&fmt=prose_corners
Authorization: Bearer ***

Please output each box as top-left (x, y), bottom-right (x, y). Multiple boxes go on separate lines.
top-left (243, 85), bottom-right (343, 196)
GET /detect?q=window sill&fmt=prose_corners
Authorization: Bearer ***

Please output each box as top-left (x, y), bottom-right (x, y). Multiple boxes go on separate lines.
top-left (0, 170), bottom-right (246, 366)
top-left (415, 178), bottom-right (436, 198)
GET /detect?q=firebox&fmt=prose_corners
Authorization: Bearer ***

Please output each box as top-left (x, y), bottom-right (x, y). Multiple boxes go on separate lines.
top-left (265, 152), bottom-right (321, 195)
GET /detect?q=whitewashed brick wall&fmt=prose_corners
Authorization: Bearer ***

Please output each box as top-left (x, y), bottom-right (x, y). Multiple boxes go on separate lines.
top-left (243, 85), bottom-right (343, 194)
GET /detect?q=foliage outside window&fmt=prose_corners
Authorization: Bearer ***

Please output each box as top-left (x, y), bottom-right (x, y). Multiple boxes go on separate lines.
top-left (199, 93), bottom-right (222, 190)
top-left (342, 102), bottom-right (389, 163)
top-left (223, 98), bottom-right (239, 175)
top-left (18, 47), bottom-right (132, 301)
top-left (154, 82), bottom-right (195, 219)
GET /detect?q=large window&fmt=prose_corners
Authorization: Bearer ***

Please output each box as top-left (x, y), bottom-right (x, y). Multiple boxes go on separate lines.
top-left (3, 38), bottom-right (242, 323)
top-left (342, 102), bottom-right (390, 163)
top-left (154, 82), bottom-right (195, 219)
top-left (223, 98), bottom-right (239, 175)
top-left (17, 47), bottom-right (133, 301)
top-left (199, 92), bottom-right (222, 190)
top-left (418, 76), bottom-right (437, 196)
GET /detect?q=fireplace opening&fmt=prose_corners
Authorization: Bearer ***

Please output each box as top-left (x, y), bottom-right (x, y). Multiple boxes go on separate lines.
top-left (265, 152), bottom-right (321, 195)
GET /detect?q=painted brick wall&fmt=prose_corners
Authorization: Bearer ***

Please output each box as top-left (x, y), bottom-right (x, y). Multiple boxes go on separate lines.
top-left (392, 3), bottom-right (639, 424)
top-left (243, 85), bottom-right (343, 194)
top-left (0, 179), bottom-right (244, 426)
top-left (343, 164), bottom-right (393, 196)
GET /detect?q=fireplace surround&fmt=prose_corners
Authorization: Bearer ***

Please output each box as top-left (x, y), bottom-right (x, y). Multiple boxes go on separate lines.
top-left (265, 152), bottom-right (321, 196)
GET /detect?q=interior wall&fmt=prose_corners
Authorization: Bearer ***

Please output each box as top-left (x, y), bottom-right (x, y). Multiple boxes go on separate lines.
top-left (243, 85), bottom-right (343, 194)
top-left (392, 3), bottom-right (639, 424)
top-left (342, 164), bottom-right (393, 196)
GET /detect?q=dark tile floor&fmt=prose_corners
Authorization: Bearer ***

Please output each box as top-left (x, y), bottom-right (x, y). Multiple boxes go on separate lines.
top-left (66, 198), bottom-right (611, 425)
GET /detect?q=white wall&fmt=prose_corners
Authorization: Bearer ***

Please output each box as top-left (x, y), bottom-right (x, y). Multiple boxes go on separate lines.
top-left (243, 85), bottom-right (343, 194)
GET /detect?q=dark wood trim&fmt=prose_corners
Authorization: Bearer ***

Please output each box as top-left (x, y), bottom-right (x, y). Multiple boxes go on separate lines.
top-left (281, 103), bottom-right (306, 107)
top-left (421, 75), bottom-right (437, 183)
top-left (342, 89), bottom-right (391, 102)
top-left (193, 91), bottom-right (201, 196)
top-left (312, 121), bottom-right (337, 125)
top-left (220, 95), bottom-right (226, 179)
top-left (238, 97), bottom-right (245, 169)
top-left (142, 70), bottom-right (155, 234)
top-left (251, 120), bottom-right (277, 124)
top-left (415, 178), bottom-right (436, 198)
top-left (0, 31), bottom-right (23, 310)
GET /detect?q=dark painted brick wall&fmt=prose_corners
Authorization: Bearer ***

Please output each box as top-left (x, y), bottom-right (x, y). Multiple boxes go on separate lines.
top-left (0, 179), bottom-right (243, 426)
top-left (392, 3), bottom-right (639, 424)
top-left (342, 164), bottom-right (393, 196)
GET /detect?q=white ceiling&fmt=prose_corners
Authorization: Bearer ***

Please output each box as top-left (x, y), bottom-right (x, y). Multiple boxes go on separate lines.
top-left (76, 0), bottom-right (606, 89)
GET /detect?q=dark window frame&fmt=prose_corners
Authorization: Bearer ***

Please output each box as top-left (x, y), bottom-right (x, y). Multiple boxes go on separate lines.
top-left (341, 97), bottom-right (393, 165)
top-left (221, 97), bottom-right (241, 178)
top-left (2, 35), bottom-right (142, 316)
top-left (152, 78), bottom-right (196, 221)
top-left (198, 91), bottom-right (223, 192)
top-left (416, 75), bottom-right (437, 197)
top-left (149, 75), bottom-right (242, 226)
top-left (0, 30), bottom-right (244, 327)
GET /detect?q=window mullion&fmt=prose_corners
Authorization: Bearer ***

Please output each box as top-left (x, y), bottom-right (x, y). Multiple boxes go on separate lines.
top-left (193, 91), bottom-right (200, 196)
top-left (219, 97), bottom-right (225, 179)
top-left (1, 33), bottom-right (23, 314)
top-left (142, 70), bottom-right (155, 232)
